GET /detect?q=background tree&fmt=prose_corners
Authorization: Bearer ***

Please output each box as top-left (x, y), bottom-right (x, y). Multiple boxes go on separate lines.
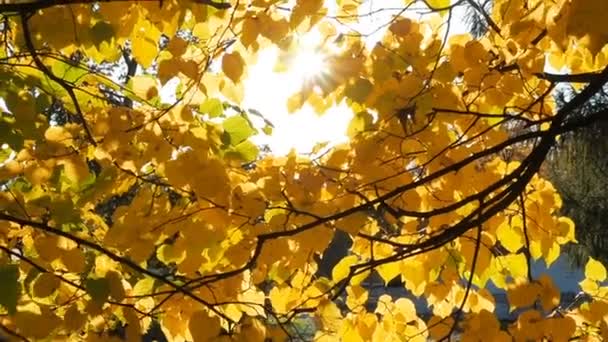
top-left (0, 0), bottom-right (607, 341)
top-left (547, 88), bottom-right (608, 266)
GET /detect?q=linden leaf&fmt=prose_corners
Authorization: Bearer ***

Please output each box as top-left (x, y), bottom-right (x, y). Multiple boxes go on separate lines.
top-left (131, 20), bottom-right (160, 69)
top-left (192, 22), bottom-right (210, 40)
top-left (269, 286), bottom-right (297, 313)
top-left (90, 21), bottom-right (115, 47)
top-left (15, 309), bottom-right (61, 339)
top-left (286, 93), bottom-right (304, 113)
top-left (538, 274), bottom-right (560, 312)
top-left (64, 305), bottom-right (87, 332)
top-left (241, 17), bottom-right (260, 47)
top-left (496, 220), bottom-right (524, 253)
top-left (585, 257), bottom-right (607, 282)
top-left (61, 248), bottom-right (86, 273)
top-left (199, 98), bottom-right (224, 117)
top-left (189, 311), bottom-right (221, 341)
top-left (335, 211), bottom-right (368, 235)
top-left (51, 60), bottom-right (87, 85)
top-left (331, 255), bottom-right (358, 283)
top-left (130, 75), bottom-right (159, 100)
top-left (499, 254), bottom-right (528, 280)
top-left (106, 271), bottom-right (125, 301)
top-left (222, 51), bottom-right (245, 83)
top-left (346, 111), bottom-right (373, 138)
top-left (167, 37), bottom-right (188, 57)
top-left (345, 78), bottom-right (373, 104)
top-left (44, 126), bottom-right (72, 143)
top-left (428, 316), bottom-right (453, 341)
top-left (157, 244), bottom-right (185, 265)
top-left (132, 277), bottom-right (155, 297)
top-left (86, 277), bottom-right (110, 306)
top-left (376, 261), bottom-right (401, 285)
top-left (507, 283), bottom-right (539, 311)
top-left (222, 115), bottom-right (256, 146)
top-left (225, 140), bottom-right (259, 162)
top-left (345, 285), bottom-right (368, 311)
top-left (32, 273), bottom-right (60, 298)
top-left (580, 278), bottom-right (599, 294)
top-left (546, 317), bottom-right (576, 342)
top-left (427, 0), bottom-right (450, 14)
top-left (0, 264), bottom-right (20, 314)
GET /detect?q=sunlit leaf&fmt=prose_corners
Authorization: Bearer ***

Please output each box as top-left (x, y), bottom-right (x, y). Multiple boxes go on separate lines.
top-left (332, 255), bottom-right (358, 283)
top-left (222, 115), bottom-right (256, 146)
top-left (585, 257), bottom-right (607, 282)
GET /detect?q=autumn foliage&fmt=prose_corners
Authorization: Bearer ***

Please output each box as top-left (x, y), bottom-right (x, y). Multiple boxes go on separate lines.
top-left (0, 0), bottom-right (608, 341)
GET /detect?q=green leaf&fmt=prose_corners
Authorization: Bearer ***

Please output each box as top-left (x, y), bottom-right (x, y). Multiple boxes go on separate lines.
top-left (222, 115), bottom-right (256, 146)
top-left (225, 140), bottom-right (259, 162)
top-left (85, 278), bottom-right (110, 306)
top-left (199, 98), bottom-right (224, 118)
top-left (51, 60), bottom-right (88, 85)
top-left (0, 264), bottom-right (20, 315)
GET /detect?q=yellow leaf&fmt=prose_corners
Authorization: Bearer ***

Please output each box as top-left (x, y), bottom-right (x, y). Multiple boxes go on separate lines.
top-left (61, 248), bottom-right (86, 273)
top-left (496, 219), bottom-right (524, 253)
top-left (106, 271), bottom-right (125, 302)
top-left (294, 0), bottom-right (323, 16)
top-left (238, 288), bottom-right (266, 317)
top-left (499, 254), bottom-right (528, 280)
top-left (63, 305), bottom-right (87, 332)
top-left (585, 257), bottom-right (607, 282)
top-left (131, 75), bottom-right (159, 100)
top-left (376, 261), bottom-right (401, 285)
top-left (32, 273), bottom-right (60, 298)
top-left (546, 317), bottom-right (576, 342)
top-left (335, 211), bottom-right (368, 235)
top-left (44, 126), bottom-right (72, 143)
top-left (538, 274), bottom-right (560, 312)
top-left (222, 51), bottom-right (245, 83)
top-left (427, 316), bottom-right (453, 341)
top-left (131, 20), bottom-right (159, 69)
top-left (16, 308), bottom-right (61, 339)
top-left (192, 22), bottom-right (210, 40)
top-left (346, 285), bottom-right (368, 311)
top-left (240, 17), bottom-right (260, 47)
top-left (426, 0), bottom-right (450, 14)
top-left (286, 92), bottom-right (304, 113)
top-left (269, 285), bottom-right (298, 313)
top-left (507, 282), bottom-right (539, 311)
top-left (166, 37), bottom-right (188, 57)
top-left (189, 311), bottom-right (221, 342)
top-left (132, 277), bottom-right (155, 297)
top-left (331, 255), bottom-right (358, 283)
top-left (59, 156), bottom-right (90, 184)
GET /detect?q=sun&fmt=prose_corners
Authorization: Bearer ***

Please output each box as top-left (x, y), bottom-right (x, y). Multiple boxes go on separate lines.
top-left (243, 30), bottom-right (351, 156)
top-left (289, 48), bottom-right (328, 83)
